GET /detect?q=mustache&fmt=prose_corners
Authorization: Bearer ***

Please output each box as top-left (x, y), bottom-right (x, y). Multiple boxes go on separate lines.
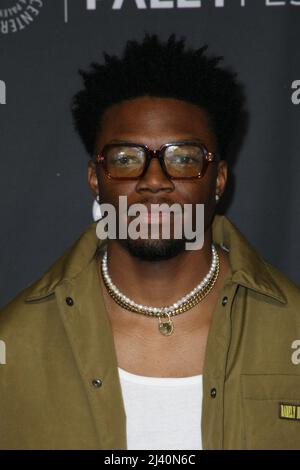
top-left (127, 197), bottom-right (184, 210)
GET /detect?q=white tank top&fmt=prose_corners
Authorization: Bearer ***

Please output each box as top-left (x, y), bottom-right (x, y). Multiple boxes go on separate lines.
top-left (117, 367), bottom-right (203, 450)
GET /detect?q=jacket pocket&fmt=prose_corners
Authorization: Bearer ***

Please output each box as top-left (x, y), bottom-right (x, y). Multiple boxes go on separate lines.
top-left (241, 374), bottom-right (300, 450)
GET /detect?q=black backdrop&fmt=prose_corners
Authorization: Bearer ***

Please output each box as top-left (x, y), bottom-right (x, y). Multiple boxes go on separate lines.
top-left (1, 0), bottom-right (300, 308)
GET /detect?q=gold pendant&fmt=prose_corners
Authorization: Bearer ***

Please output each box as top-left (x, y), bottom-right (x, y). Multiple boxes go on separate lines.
top-left (158, 315), bottom-right (174, 336)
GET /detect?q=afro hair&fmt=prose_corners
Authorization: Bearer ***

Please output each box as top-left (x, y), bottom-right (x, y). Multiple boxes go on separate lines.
top-left (71, 32), bottom-right (247, 160)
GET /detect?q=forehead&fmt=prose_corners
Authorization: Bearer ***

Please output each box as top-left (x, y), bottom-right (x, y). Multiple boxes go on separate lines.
top-left (96, 96), bottom-right (216, 150)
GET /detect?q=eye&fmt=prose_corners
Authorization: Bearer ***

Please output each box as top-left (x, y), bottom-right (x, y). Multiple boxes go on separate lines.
top-left (176, 155), bottom-right (197, 164)
top-left (113, 154), bottom-right (140, 165)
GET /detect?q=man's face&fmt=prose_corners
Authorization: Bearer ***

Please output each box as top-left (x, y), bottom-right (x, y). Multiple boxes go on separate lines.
top-left (88, 96), bottom-right (227, 261)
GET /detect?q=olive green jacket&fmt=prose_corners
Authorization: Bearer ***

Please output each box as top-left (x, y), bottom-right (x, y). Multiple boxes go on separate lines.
top-left (1, 215), bottom-right (300, 450)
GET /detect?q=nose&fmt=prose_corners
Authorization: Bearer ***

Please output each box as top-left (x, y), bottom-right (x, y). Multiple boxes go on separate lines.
top-left (135, 155), bottom-right (174, 194)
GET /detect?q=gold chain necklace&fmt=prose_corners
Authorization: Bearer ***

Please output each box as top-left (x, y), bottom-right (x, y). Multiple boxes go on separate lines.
top-left (99, 246), bottom-right (220, 336)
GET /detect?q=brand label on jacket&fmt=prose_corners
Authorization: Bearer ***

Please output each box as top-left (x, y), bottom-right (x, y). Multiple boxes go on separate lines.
top-left (279, 403), bottom-right (300, 421)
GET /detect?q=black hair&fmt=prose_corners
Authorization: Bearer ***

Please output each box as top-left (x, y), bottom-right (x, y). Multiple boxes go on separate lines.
top-left (71, 32), bottom-right (247, 160)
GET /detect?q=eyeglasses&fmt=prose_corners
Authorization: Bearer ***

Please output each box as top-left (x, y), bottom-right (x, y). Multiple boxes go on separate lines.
top-left (94, 140), bottom-right (220, 180)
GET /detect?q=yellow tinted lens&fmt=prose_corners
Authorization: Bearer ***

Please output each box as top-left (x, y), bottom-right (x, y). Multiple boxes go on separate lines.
top-left (164, 145), bottom-right (204, 177)
top-left (105, 146), bottom-right (146, 177)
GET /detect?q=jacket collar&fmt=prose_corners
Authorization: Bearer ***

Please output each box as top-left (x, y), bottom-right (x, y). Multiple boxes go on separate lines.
top-left (25, 214), bottom-right (287, 304)
top-left (213, 215), bottom-right (287, 304)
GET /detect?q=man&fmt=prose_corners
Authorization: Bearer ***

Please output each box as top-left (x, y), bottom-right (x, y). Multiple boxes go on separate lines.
top-left (1, 33), bottom-right (300, 450)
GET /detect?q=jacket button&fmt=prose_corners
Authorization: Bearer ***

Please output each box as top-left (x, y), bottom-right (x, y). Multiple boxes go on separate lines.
top-left (221, 296), bottom-right (228, 306)
top-left (65, 297), bottom-right (74, 306)
top-left (210, 387), bottom-right (217, 398)
top-left (91, 378), bottom-right (102, 388)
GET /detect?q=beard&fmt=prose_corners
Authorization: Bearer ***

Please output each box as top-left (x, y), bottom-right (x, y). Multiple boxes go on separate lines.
top-left (117, 236), bottom-right (187, 262)
top-left (100, 196), bottom-right (199, 261)
top-left (115, 207), bottom-right (188, 261)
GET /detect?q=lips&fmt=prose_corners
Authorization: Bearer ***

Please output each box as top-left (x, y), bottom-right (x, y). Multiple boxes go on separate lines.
top-left (126, 198), bottom-right (183, 225)
top-left (139, 211), bottom-right (171, 224)
top-left (129, 200), bottom-right (183, 213)
top-left (135, 205), bottom-right (182, 226)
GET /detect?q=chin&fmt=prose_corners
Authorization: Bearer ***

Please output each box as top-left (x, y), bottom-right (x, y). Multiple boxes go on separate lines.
top-left (117, 237), bottom-right (187, 262)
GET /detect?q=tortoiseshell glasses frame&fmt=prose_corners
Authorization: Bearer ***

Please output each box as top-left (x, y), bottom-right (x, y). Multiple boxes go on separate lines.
top-left (94, 140), bottom-right (221, 180)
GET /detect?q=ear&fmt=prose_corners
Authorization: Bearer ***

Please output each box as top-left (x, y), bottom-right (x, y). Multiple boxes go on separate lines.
top-left (87, 159), bottom-right (99, 198)
top-left (215, 160), bottom-right (228, 198)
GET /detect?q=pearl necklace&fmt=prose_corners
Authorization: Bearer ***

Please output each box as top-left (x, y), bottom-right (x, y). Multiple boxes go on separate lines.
top-left (100, 244), bottom-right (219, 336)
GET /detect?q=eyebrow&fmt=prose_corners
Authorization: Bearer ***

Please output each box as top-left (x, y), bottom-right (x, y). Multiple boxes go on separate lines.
top-left (107, 137), bottom-right (204, 145)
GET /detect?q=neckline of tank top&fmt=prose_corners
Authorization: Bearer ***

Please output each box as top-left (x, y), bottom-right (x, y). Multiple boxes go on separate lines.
top-left (117, 367), bottom-right (203, 386)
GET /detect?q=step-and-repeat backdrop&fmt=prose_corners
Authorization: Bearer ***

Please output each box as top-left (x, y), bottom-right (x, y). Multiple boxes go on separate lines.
top-left (0, 0), bottom-right (299, 307)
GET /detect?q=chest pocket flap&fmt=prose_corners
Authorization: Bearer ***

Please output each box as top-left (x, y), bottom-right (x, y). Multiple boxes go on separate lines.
top-left (241, 374), bottom-right (300, 450)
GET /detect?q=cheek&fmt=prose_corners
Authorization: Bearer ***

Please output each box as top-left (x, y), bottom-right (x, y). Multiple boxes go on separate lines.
top-left (174, 179), bottom-right (213, 204)
top-left (96, 170), bottom-right (135, 204)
